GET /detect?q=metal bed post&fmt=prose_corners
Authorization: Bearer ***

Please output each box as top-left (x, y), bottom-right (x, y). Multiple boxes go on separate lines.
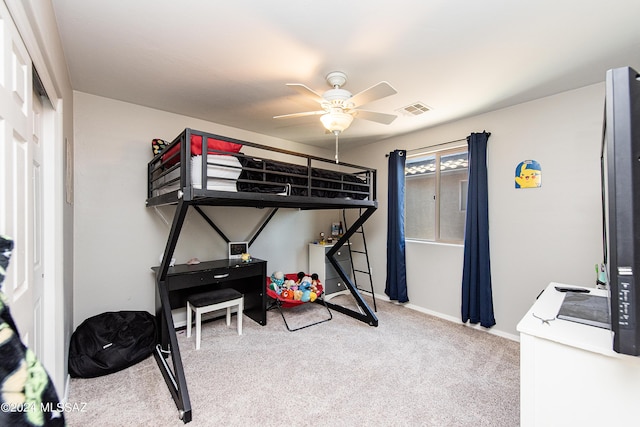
top-left (324, 206), bottom-right (378, 326)
top-left (154, 200), bottom-right (192, 423)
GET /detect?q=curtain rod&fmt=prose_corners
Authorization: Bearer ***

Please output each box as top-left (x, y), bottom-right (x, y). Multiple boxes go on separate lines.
top-left (406, 137), bottom-right (467, 153)
top-left (386, 131), bottom-right (491, 157)
top-left (386, 137), bottom-right (467, 158)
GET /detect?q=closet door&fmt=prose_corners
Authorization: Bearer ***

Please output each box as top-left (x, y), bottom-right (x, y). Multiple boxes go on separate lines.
top-left (0, 1), bottom-right (42, 352)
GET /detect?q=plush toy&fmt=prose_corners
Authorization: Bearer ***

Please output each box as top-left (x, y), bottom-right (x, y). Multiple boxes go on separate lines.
top-left (310, 273), bottom-right (320, 295)
top-left (299, 279), bottom-right (312, 302)
top-left (310, 273), bottom-right (322, 300)
top-left (270, 271), bottom-right (285, 295)
top-left (284, 279), bottom-right (296, 290)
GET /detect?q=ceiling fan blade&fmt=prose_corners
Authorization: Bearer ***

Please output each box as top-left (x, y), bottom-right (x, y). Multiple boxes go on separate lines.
top-left (286, 83), bottom-right (324, 103)
top-left (352, 109), bottom-right (397, 125)
top-left (349, 81), bottom-right (397, 107)
top-left (273, 110), bottom-right (326, 119)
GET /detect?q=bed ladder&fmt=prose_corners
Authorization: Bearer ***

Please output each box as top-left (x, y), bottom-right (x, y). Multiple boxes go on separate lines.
top-left (342, 209), bottom-right (377, 312)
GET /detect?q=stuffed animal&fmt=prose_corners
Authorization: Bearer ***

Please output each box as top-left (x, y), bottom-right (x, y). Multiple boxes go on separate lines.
top-left (284, 279), bottom-right (296, 290)
top-left (309, 273), bottom-right (321, 299)
top-left (299, 279), bottom-right (312, 302)
top-left (270, 271), bottom-right (285, 295)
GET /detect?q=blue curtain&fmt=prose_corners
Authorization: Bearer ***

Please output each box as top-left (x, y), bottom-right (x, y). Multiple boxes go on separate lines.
top-left (461, 131), bottom-right (495, 327)
top-left (385, 149), bottom-right (408, 303)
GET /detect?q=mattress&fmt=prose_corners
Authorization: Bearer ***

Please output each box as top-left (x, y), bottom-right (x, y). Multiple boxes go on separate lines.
top-left (237, 156), bottom-right (368, 199)
top-left (153, 155), bottom-right (241, 196)
top-left (152, 153), bottom-right (368, 200)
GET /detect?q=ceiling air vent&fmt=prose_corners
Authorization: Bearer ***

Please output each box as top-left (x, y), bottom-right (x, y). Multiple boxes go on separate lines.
top-left (397, 102), bottom-right (431, 116)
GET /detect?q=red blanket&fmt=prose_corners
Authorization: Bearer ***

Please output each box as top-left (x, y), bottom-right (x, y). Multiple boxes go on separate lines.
top-left (162, 134), bottom-right (242, 165)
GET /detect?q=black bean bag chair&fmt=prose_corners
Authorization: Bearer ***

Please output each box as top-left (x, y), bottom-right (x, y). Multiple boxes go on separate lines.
top-left (68, 311), bottom-right (156, 378)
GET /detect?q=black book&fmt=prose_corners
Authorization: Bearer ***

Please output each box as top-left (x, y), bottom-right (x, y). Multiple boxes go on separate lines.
top-left (557, 293), bottom-right (611, 329)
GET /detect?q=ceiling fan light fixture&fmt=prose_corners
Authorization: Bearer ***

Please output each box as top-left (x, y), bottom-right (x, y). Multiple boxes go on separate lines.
top-left (323, 88), bottom-right (352, 103)
top-left (320, 111), bottom-right (353, 134)
top-left (275, 71), bottom-right (398, 144)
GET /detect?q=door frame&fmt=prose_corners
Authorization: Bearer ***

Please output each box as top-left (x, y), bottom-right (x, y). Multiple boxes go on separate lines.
top-left (4, 0), bottom-right (68, 398)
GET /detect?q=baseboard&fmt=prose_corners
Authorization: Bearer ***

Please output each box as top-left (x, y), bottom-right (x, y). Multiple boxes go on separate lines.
top-left (373, 292), bottom-right (520, 342)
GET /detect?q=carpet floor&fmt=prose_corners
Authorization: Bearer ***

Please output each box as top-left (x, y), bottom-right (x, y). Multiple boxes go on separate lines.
top-left (66, 295), bottom-right (520, 426)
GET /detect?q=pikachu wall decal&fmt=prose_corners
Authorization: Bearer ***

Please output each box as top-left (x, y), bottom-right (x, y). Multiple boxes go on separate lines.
top-left (515, 160), bottom-right (542, 189)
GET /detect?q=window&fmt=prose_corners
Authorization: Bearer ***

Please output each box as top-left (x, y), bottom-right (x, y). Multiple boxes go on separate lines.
top-left (405, 147), bottom-right (469, 243)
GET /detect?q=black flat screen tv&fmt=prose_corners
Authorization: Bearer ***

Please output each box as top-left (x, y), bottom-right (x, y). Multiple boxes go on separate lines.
top-left (602, 66), bottom-right (640, 355)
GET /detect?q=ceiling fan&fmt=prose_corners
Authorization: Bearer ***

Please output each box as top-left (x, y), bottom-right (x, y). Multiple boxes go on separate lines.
top-left (274, 71), bottom-right (398, 162)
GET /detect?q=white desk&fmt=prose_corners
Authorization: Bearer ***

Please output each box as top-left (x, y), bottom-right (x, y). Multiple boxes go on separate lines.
top-left (517, 282), bottom-right (640, 426)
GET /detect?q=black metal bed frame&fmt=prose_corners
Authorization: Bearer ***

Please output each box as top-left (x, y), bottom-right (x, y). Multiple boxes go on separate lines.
top-left (147, 128), bottom-right (378, 423)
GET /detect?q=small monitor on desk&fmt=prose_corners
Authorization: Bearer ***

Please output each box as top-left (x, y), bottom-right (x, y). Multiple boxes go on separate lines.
top-left (228, 242), bottom-right (248, 259)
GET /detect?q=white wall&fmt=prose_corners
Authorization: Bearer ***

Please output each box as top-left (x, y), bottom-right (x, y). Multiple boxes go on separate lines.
top-left (340, 83), bottom-right (605, 338)
top-left (73, 92), bottom-right (336, 326)
top-left (75, 82), bottom-right (606, 339)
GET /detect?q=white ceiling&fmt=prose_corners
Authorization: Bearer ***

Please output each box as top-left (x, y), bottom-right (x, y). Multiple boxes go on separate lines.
top-left (51, 0), bottom-right (640, 149)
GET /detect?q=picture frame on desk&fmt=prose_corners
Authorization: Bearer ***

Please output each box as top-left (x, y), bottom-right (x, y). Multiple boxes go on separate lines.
top-left (228, 241), bottom-right (248, 259)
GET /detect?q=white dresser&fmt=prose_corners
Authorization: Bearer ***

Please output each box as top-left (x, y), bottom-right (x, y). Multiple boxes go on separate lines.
top-left (308, 243), bottom-right (352, 296)
top-left (517, 282), bottom-right (640, 426)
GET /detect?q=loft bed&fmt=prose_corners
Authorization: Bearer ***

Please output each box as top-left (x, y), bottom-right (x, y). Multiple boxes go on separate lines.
top-left (148, 128), bottom-right (378, 423)
top-left (147, 129), bottom-right (375, 209)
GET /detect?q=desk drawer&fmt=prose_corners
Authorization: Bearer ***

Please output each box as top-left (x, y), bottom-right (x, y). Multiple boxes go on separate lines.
top-left (165, 264), bottom-right (260, 291)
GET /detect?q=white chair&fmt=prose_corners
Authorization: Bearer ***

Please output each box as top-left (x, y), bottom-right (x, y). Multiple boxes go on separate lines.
top-left (186, 288), bottom-right (244, 350)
